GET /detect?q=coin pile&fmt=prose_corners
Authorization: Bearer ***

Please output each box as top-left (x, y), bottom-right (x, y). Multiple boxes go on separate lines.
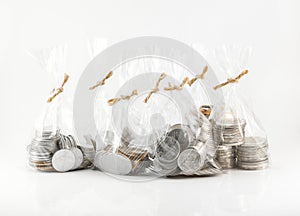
top-left (150, 123), bottom-right (212, 176)
top-left (237, 137), bottom-right (269, 170)
top-left (52, 135), bottom-right (84, 172)
top-left (152, 136), bottom-right (180, 175)
top-left (28, 130), bottom-right (60, 171)
top-left (216, 145), bottom-right (236, 169)
top-left (93, 119), bottom-right (220, 176)
top-left (177, 142), bottom-right (206, 174)
top-left (28, 130), bottom-right (87, 172)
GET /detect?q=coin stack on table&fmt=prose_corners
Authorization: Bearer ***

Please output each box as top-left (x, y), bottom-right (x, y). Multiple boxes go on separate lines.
top-left (216, 145), bottom-right (236, 169)
top-left (28, 130), bottom-right (60, 171)
top-left (213, 112), bottom-right (246, 169)
top-left (237, 136), bottom-right (269, 170)
top-left (28, 130), bottom-right (88, 172)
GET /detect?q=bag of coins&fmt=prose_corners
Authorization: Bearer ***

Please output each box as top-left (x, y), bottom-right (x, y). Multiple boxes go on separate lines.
top-left (211, 46), bottom-right (269, 170)
top-left (88, 52), bottom-right (222, 178)
top-left (27, 46), bottom-right (93, 172)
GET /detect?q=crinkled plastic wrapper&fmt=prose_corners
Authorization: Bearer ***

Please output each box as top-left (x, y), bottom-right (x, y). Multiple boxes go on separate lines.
top-left (211, 46), bottom-right (270, 170)
top-left (78, 37), bottom-right (223, 178)
top-left (27, 46), bottom-right (93, 172)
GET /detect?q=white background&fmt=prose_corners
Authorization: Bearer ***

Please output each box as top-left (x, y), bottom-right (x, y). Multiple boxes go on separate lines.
top-left (1, 0), bottom-right (300, 215)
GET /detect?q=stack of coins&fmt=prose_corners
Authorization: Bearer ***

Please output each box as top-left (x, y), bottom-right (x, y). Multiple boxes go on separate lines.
top-left (28, 130), bottom-right (60, 171)
top-left (237, 137), bottom-right (269, 170)
top-left (213, 118), bottom-right (246, 146)
top-left (213, 112), bottom-right (246, 169)
top-left (216, 145), bottom-right (236, 169)
top-left (52, 135), bottom-right (84, 172)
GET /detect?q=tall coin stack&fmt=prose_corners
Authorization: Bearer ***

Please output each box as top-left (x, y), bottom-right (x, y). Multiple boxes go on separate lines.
top-left (213, 113), bottom-right (246, 169)
top-left (28, 130), bottom-right (60, 171)
top-left (216, 145), bottom-right (236, 169)
top-left (237, 137), bottom-right (269, 170)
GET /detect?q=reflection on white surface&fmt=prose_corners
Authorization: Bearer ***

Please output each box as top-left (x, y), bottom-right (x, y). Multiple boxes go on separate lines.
top-left (1, 151), bottom-right (300, 216)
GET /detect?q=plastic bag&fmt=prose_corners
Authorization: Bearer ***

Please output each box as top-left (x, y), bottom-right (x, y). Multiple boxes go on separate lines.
top-left (27, 46), bottom-right (92, 172)
top-left (211, 46), bottom-right (269, 170)
top-left (83, 41), bottom-right (223, 178)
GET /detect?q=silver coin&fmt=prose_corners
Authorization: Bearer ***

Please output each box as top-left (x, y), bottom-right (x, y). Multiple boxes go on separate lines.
top-left (167, 124), bottom-right (193, 151)
top-left (96, 152), bottom-right (132, 175)
top-left (152, 158), bottom-right (177, 176)
top-left (237, 159), bottom-right (269, 170)
top-left (177, 147), bottom-right (206, 174)
top-left (70, 147), bottom-right (84, 170)
top-left (52, 149), bottom-right (76, 172)
top-left (216, 145), bottom-right (236, 169)
top-left (156, 136), bottom-right (180, 164)
top-left (79, 146), bottom-right (96, 162)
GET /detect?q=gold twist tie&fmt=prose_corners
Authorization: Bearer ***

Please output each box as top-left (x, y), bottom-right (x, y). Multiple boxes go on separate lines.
top-left (164, 77), bottom-right (189, 91)
top-left (213, 69), bottom-right (249, 90)
top-left (188, 65), bottom-right (208, 86)
top-left (107, 89), bottom-right (138, 106)
top-left (89, 71), bottom-right (113, 90)
top-left (164, 65), bottom-right (208, 91)
top-left (144, 73), bottom-right (166, 103)
top-left (47, 73), bottom-right (69, 103)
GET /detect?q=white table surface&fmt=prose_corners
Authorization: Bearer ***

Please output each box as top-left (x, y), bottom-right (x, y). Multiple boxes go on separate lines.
top-left (1, 145), bottom-right (299, 216)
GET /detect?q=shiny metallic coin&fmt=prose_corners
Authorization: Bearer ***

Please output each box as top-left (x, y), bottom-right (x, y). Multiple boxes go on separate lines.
top-left (236, 136), bottom-right (269, 170)
top-left (237, 159), bottom-right (269, 170)
top-left (152, 158), bottom-right (177, 176)
top-left (96, 152), bottom-right (132, 175)
top-left (216, 145), bottom-right (236, 169)
top-left (70, 147), bottom-right (84, 170)
top-left (167, 124), bottom-right (193, 151)
top-left (52, 149), bottom-right (76, 172)
top-left (177, 146), bottom-right (206, 174)
top-left (78, 146), bottom-right (96, 162)
top-left (156, 136), bottom-right (180, 164)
